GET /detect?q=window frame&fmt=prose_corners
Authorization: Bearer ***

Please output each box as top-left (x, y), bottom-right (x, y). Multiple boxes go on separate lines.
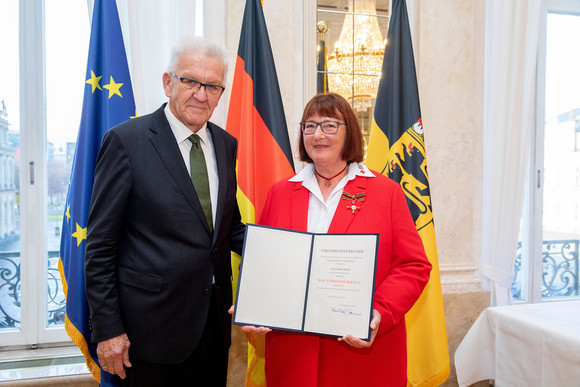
top-left (1, 0), bottom-right (71, 348)
top-left (521, 0), bottom-right (580, 304)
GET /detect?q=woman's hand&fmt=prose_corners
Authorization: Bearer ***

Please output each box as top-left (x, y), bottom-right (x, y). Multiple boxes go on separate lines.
top-left (339, 309), bottom-right (381, 348)
top-left (228, 305), bottom-right (272, 334)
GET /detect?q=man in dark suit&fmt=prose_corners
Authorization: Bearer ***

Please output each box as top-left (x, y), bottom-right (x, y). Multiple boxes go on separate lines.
top-left (84, 36), bottom-right (245, 386)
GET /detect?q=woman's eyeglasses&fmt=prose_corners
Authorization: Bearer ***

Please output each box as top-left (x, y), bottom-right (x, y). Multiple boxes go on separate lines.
top-left (300, 120), bottom-right (346, 135)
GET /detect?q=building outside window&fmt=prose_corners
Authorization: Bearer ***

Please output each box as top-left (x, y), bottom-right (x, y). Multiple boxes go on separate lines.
top-left (513, 2), bottom-right (580, 302)
top-left (0, 0), bottom-right (88, 347)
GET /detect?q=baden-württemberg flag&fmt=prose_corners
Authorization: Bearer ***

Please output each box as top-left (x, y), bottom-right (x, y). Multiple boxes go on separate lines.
top-left (226, 0), bottom-right (295, 385)
top-left (365, 0), bottom-right (450, 385)
top-left (58, 0), bottom-right (135, 385)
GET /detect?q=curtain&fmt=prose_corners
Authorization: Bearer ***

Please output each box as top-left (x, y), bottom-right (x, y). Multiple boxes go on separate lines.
top-left (481, 0), bottom-right (542, 306)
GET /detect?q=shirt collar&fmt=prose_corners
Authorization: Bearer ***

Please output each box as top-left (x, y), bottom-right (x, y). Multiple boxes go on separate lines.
top-left (164, 104), bottom-right (209, 145)
top-left (289, 162), bottom-right (375, 183)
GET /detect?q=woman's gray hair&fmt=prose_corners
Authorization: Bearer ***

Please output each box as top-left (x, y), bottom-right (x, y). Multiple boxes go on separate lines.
top-left (167, 36), bottom-right (229, 84)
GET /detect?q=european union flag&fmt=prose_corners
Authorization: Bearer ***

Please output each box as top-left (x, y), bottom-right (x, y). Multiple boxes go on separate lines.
top-left (58, 0), bottom-right (135, 385)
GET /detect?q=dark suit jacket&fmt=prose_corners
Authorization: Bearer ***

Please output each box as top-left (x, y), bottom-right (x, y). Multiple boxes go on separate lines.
top-left (85, 104), bottom-right (245, 364)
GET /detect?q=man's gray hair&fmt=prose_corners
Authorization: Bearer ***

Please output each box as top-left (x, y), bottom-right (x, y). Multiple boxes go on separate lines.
top-left (167, 36), bottom-right (229, 84)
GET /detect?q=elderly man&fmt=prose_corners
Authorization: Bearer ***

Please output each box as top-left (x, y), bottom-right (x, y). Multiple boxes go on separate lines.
top-left (85, 36), bottom-right (244, 386)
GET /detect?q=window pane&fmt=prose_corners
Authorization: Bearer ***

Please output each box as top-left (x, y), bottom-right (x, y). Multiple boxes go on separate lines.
top-left (541, 12), bottom-right (580, 300)
top-left (317, 0), bottom-right (389, 146)
top-left (512, 224), bottom-right (527, 301)
top-left (0, 0), bottom-right (21, 331)
top-left (45, 0), bottom-right (89, 327)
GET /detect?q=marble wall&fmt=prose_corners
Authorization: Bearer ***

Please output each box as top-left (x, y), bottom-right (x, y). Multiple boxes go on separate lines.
top-left (415, 0), bottom-right (486, 291)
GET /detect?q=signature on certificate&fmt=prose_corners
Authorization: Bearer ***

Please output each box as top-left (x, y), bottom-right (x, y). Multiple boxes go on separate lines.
top-left (331, 307), bottom-right (362, 316)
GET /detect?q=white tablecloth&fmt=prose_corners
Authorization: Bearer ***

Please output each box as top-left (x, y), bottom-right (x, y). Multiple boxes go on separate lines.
top-left (455, 301), bottom-right (580, 387)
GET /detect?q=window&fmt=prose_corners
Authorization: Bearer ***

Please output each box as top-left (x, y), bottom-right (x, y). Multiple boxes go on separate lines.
top-left (316, 0), bottom-right (389, 145)
top-left (575, 119), bottom-right (580, 152)
top-left (0, 0), bottom-right (21, 337)
top-left (0, 0), bottom-right (89, 347)
top-left (513, 0), bottom-right (580, 302)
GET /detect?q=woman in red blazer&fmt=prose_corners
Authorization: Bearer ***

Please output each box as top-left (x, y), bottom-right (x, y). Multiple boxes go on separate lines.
top-left (247, 93), bottom-right (431, 386)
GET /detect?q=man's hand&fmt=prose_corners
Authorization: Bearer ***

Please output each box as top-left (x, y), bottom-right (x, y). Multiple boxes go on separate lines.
top-left (97, 333), bottom-right (132, 379)
top-left (339, 309), bottom-right (381, 349)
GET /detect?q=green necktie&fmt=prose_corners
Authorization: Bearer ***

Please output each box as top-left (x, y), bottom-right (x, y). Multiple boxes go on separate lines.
top-left (189, 134), bottom-right (213, 233)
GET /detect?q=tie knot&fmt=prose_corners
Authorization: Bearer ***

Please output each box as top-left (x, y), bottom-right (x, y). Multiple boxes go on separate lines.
top-left (189, 134), bottom-right (201, 150)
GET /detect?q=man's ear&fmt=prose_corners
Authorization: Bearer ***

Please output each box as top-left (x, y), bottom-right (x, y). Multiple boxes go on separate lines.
top-left (162, 72), bottom-right (173, 98)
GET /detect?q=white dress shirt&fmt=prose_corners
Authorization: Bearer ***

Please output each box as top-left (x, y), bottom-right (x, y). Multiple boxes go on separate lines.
top-left (164, 104), bottom-right (219, 228)
top-left (289, 162), bottom-right (375, 233)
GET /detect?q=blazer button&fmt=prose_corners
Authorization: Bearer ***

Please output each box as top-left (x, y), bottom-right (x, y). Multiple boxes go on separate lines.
top-left (203, 288), bottom-right (210, 295)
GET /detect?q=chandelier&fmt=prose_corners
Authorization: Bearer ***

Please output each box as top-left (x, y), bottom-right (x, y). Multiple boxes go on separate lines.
top-left (326, 0), bottom-right (386, 112)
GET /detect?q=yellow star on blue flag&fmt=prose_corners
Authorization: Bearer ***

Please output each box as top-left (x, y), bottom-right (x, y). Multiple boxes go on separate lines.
top-left (86, 70), bottom-right (102, 93)
top-left (71, 223), bottom-right (87, 247)
top-left (103, 76), bottom-right (124, 98)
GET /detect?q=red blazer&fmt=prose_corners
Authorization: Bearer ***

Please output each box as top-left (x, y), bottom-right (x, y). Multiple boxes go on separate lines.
top-left (258, 169), bottom-right (432, 387)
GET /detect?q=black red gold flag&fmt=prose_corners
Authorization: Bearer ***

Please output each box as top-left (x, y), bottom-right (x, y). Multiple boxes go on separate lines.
top-left (226, 0), bottom-right (295, 385)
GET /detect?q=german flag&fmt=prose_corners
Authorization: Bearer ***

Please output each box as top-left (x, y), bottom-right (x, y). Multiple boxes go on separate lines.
top-left (366, 0), bottom-right (450, 385)
top-left (226, 0), bottom-right (295, 385)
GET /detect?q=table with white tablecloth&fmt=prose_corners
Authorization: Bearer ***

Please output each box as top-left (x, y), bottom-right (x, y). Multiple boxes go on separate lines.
top-left (454, 300), bottom-right (580, 387)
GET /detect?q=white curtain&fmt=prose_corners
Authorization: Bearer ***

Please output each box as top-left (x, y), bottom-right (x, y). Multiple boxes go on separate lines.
top-left (86, 0), bottom-right (207, 116)
top-left (481, 0), bottom-right (542, 306)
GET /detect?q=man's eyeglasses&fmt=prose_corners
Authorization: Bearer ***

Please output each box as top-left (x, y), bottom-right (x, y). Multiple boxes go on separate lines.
top-left (300, 120), bottom-right (346, 135)
top-left (170, 73), bottom-right (225, 95)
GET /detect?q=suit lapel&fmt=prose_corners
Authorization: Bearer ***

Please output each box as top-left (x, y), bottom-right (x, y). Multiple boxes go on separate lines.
top-left (208, 122), bottom-right (227, 242)
top-left (328, 176), bottom-right (369, 233)
top-left (147, 106), bottom-right (209, 229)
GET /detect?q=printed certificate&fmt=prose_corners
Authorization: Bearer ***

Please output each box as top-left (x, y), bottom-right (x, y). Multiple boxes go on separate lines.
top-left (233, 224), bottom-right (378, 340)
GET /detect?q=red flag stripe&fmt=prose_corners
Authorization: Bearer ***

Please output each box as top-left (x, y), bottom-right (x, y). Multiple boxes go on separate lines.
top-left (227, 56), bottom-right (294, 221)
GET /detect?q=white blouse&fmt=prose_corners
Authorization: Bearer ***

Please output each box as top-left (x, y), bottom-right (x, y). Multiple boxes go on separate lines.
top-left (288, 162), bottom-right (375, 233)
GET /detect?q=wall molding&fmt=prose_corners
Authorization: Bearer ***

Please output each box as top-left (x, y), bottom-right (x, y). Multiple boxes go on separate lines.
top-left (440, 264), bottom-right (484, 294)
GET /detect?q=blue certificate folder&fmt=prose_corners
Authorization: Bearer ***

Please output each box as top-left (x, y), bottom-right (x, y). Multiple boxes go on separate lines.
top-left (233, 224), bottom-right (379, 341)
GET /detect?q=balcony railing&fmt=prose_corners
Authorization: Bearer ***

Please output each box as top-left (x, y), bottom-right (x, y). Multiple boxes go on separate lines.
top-left (1, 242), bottom-right (577, 328)
top-left (0, 251), bottom-right (65, 329)
top-left (512, 239), bottom-right (580, 300)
